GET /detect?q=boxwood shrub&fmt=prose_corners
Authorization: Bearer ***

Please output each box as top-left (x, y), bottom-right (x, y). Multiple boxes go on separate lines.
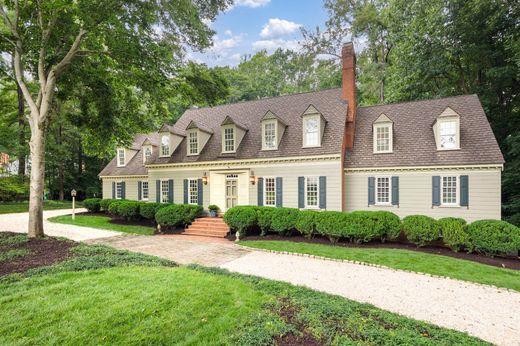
top-left (100, 199), bottom-right (116, 212)
top-left (466, 220), bottom-right (520, 256)
top-left (270, 208), bottom-right (300, 235)
top-left (107, 200), bottom-right (126, 216)
top-left (140, 202), bottom-right (169, 221)
top-left (117, 201), bottom-right (142, 221)
top-left (155, 204), bottom-right (203, 228)
top-left (257, 206), bottom-right (276, 236)
top-left (83, 198), bottom-right (101, 213)
top-left (295, 210), bottom-right (319, 239)
top-left (438, 217), bottom-right (468, 252)
top-left (223, 206), bottom-right (258, 236)
top-left (375, 211), bottom-right (402, 242)
top-left (315, 211), bottom-right (349, 243)
top-left (402, 215), bottom-right (440, 247)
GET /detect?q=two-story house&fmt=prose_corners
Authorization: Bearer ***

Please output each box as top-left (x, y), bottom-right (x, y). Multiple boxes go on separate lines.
top-left (99, 43), bottom-right (504, 222)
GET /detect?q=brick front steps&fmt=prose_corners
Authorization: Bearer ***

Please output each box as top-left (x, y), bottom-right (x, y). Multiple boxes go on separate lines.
top-left (182, 217), bottom-right (230, 238)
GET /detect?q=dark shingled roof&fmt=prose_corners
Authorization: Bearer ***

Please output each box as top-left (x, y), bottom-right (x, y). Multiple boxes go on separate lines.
top-left (345, 94), bottom-right (504, 168)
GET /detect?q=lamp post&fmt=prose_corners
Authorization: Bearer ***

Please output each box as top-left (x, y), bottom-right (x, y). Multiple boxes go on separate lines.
top-left (71, 189), bottom-right (77, 221)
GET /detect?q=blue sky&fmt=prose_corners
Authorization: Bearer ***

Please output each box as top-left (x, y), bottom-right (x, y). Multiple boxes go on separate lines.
top-left (189, 0), bottom-right (329, 67)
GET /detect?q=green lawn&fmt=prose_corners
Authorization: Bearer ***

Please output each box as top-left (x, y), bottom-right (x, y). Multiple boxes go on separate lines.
top-left (48, 214), bottom-right (155, 235)
top-left (0, 200), bottom-right (81, 214)
top-left (240, 240), bottom-right (520, 292)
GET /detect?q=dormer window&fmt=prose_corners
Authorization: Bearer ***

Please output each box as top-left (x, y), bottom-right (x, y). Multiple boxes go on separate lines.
top-left (434, 107), bottom-right (460, 150)
top-left (222, 126), bottom-right (235, 153)
top-left (373, 114), bottom-right (393, 154)
top-left (117, 149), bottom-right (125, 167)
top-left (143, 146), bottom-right (152, 163)
top-left (188, 130), bottom-right (198, 155)
top-left (303, 115), bottom-right (320, 147)
top-left (263, 121), bottom-right (277, 149)
top-left (160, 135), bottom-right (170, 157)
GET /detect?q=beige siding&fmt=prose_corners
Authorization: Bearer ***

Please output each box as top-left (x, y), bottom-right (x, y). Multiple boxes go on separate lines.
top-left (149, 169), bottom-right (210, 207)
top-left (101, 177), bottom-right (145, 201)
top-left (344, 167), bottom-right (501, 221)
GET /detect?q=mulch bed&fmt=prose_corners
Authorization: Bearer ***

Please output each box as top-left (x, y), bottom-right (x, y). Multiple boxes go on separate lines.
top-left (0, 232), bottom-right (76, 276)
top-left (78, 212), bottom-right (157, 229)
top-left (240, 234), bottom-right (520, 270)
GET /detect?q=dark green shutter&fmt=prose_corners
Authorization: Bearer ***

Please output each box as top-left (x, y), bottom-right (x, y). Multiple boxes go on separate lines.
top-left (156, 180), bottom-right (161, 203)
top-left (432, 176), bottom-right (441, 206)
top-left (276, 177), bottom-right (283, 208)
top-left (168, 179), bottom-right (174, 203)
top-left (112, 182), bottom-right (116, 199)
top-left (460, 175), bottom-right (469, 207)
top-left (319, 176), bottom-right (326, 209)
top-left (298, 177), bottom-right (304, 208)
top-left (257, 177), bottom-right (264, 206)
top-left (183, 179), bottom-right (188, 204)
top-left (197, 179), bottom-right (203, 206)
top-left (391, 176), bottom-right (399, 206)
top-left (138, 181), bottom-right (142, 200)
top-left (368, 177), bottom-right (375, 205)
top-left (121, 182), bottom-right (126, 199)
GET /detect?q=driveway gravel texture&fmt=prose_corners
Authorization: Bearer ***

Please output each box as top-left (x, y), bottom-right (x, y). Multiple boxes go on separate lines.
top-left (2, 209), bottom-right (520, 346)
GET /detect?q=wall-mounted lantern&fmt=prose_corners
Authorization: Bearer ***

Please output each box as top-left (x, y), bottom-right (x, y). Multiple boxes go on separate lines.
top-left (250, 171), bottom-right (256, 185)
top-left (202, 172), bottom-right (208, 185)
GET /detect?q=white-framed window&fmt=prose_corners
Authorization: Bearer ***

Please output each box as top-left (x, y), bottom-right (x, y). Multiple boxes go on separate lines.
top-left (442, 176), bottom-right (458, 205)
top-left (188, 178), bottom-right (198, 205)
top-left (143, 146), bottom-right (152, 163)
top-left (373, 124), bottom-right (392, 153)
top-left (116, 182), bottom-right (123, 199)
top-left (303, 116), bottom-right (320, 147)
top-left (263, 121), bottom-right (277, 150)
top-left (117, 149), bottom-right (125, 167)
top-left (439, 120), bottom-right (457, 149)
top-left (160, 135), bottom-right (170, 157)
top-left (305, 176), bottom-right (319, 208)
top-left (375, 177), bottom-right (391, 205)
top-left (188, 130), bottom-right (198, 155)
top-left (264, 177), bottom-right (276, 206)
top-left (223, 126), bottom-right (235, 153)
top-left (141, 181), bottom-right (149, 200)
top-left (161, 180), bottom-right (169, 203)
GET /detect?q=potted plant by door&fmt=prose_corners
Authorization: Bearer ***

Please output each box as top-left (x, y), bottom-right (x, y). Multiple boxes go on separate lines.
top-left (208, 205), bottom-right (220, 217)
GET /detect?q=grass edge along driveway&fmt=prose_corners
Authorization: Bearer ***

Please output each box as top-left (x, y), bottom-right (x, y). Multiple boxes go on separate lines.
top-left (48, 214), bottom-right (155, 235)
top-left (239, 240), bottom-right (520, 292)
top-left (0, 200), bottom-right (80, 214)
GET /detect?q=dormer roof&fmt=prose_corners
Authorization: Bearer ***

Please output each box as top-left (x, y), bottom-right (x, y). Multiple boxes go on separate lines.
top-left (373, 113), bottom-right (393, 124)
top-left (158, 124), bottom-right (185, 137)
top-left (221, 115), bottom-right (248, 131)
top-left (261, 110), bottom-right (287, 126)
top-left (186, 120), bottom-right (213, 134)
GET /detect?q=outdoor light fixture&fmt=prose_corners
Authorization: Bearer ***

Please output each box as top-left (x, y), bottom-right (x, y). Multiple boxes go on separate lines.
top-left (202, 172), bottom-right (208, 185)
top-left (71, 189), bottom-right (77, 221)
top-left (250, 171), bottom-right (256, 185)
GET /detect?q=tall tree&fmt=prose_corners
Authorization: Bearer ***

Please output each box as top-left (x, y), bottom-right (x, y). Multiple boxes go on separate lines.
top-left (0, 0), bottom-right (230, 237)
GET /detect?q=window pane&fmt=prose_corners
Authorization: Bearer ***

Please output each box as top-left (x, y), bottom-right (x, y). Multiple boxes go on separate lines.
top-left (376, 177), bottom-right (390, 203)
top-left (189, 131), bottom-right (198, 154)
top-left (224, 127), bottom-right (234, 152)
top-left (442, 176), bottom-right (457, 204)
top-left (144, 147), bottom-right (152, 161)
top-left (305, 118), bottom-right (319, 146)
top-left (306, 176), bottom-right (318, 207)
top-left (161, 136), bottom-right (170, 156)
top-left (161, 180), bottom-right (169, 203)
top-left (264, 178), bottom-right (276, 206)
top-left (376, 126), bottom-right (390, 152)
top-left (440, 121), bottom-right (457, 149)
top-left (189, 179), bottom-right (198, 204)
top-left (118, 150), bottom-right (125, 166)
top-left (116, 182), bottom-right (123, 199)
top-left (264, 122), bottom-right (276, 149)
top-left (142, 182), bottom-right (149, 200)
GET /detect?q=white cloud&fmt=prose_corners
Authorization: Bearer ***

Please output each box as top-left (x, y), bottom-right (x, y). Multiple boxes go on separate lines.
top-left (234, 0), bottom-right (270, 8)
top-left (230, 53), bottom-right (242, 61)
top-left (252, 39), bottom-right (300, 52)
top-left (224, 29), bottom-right (233, 36)
top-left (201, 18), bottom-right (213, 27)
top-left (260, 18), bottom-right (301, 38)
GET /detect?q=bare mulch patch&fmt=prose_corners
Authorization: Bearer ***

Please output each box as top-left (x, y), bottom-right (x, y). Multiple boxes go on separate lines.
top-left (240, 234), bottom-right (520, 270)
top-left (0, 232), bottom-right (76, 276)
top-left (274, 298), bottom-right (323, 346)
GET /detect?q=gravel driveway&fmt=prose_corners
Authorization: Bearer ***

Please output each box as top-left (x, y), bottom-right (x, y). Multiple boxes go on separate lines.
top-left (2, 209), bottom-right (520, 345)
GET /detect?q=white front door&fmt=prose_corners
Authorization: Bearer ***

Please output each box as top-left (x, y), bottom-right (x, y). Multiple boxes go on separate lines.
top-left (225, 174), bottom-right (238, 209)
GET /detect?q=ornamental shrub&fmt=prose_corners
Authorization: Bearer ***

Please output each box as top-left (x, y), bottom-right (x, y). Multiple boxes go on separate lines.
top-left (374, 211), bottom-right (402, 242)
top-left (83, 198), bottom-right (101, 213)
top-left (346, 211), bottom-right (382, 243)
top-left (117, 201), bottom-right (142, 221)
top-left (270, 208), bottom-right (300, 236)
top-left (140, 202), bottom-right (168, 221)
top-left (295, 210), bottom-right (320, 239)
top-left (315, 211), bottom-right (350, 243)
top-left (257, 206), bottom-right (276, 236)
top-left (223, 206), bottom-right (258, 236)
top-left (108, 200), bottom-right (126, 216)
top-left (466, 220), bottom-right (520, 256)
top-left (402, 215), bottom-right (440, 247)
top-left (100, 199), bottom-right (116, 212)
top-left (438, 217), bottom-right (468, 252)
top-left (155, 204), bottom-right (203, 228)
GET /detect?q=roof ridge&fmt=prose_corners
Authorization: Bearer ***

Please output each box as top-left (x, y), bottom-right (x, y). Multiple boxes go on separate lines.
top-left (358, 94), bottom-right (477, 110)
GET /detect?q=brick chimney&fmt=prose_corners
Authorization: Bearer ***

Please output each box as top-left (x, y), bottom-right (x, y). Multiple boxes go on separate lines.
top-left (341, 42), bottom-right (356, 150)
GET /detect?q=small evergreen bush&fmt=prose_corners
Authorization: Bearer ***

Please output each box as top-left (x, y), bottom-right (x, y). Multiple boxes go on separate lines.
top-left (107, 200), bottom-right (125, 216)
top-left (438, 217), bottom-right (468, 252)
top-left (155, 204), bottom-right (203, 228)
top-left (466, 220), bottom-right (520, 256)
top-left (315, 211), bottom-right (349, 243)
top-left (83, 198), bottom-right (101, 213)
top-left (257, 206), bottom-right (276, 236)
top-left (117, 201), bottom-right (142, 220)
top-left (140, 202), bottom-right (168, 221)
top-left (402, 215), bottom-right (440, 247)
top-left (270, 208), bottom-right (300, 236)
top-left (99, 199), bottom-right (116, 212)
top-left (295, 210), bottom-right (320, 239)
top-left (223, 206), bottom-right (258, 236)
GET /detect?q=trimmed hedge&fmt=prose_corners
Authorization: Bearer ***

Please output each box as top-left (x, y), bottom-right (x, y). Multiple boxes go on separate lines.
top-left (100, 199), bottom-right (116, 212)
top-left (315, 211), bottom-right (349, 243)
top-left (466, 220), bottom-right (520, 256)
top-left (223, 206), bottom-right (258, 235)
top-left (438, 217), bottom-right (468, 252)
top-left (270, 208), bottom-right (299, 235)
top-left (83, 198), bottom-right (101, 213)
top-left (117, 201), bottom-right (141, 221)
top-left (108, 200), bottom-right (126, 216)
top-left (403, 215), bottom-right (440, 247)
top-left (155, 204), bottom-right (203, 228)
top-left (140, 202), bottom-right (168, 221)
top-left (257, 207), bottom-right (276, 236)
top-left (295, 210), bottom-right (319, 239)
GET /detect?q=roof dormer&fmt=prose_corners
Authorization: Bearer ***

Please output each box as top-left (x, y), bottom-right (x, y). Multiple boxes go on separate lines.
top-left (373, 113), bottom-right (393, 154)
top-left (116, 147), bottom-right (137, 167)
top-left (302, 105), bottom-right (326, 148)
top-left (433, 107), bottom-right (460, 150)
top-left (141, 138), bottom-right (153, 164)
top-left (186, 120), bottom-right (213, 156)
top-left (261, 111), bottom-right (286, 151)
top-left (220, 116), bottom-right (247, 154)
top-left (158, 124), bottom-right (185, 157)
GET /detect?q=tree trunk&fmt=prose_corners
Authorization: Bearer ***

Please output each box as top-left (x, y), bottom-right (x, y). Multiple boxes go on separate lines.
top-left (27, 121), bottom-right (47, 238)
top-left (16, 81), bottom-right (26, 178)
top-left (57, 123), bottom-right (64, 201)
